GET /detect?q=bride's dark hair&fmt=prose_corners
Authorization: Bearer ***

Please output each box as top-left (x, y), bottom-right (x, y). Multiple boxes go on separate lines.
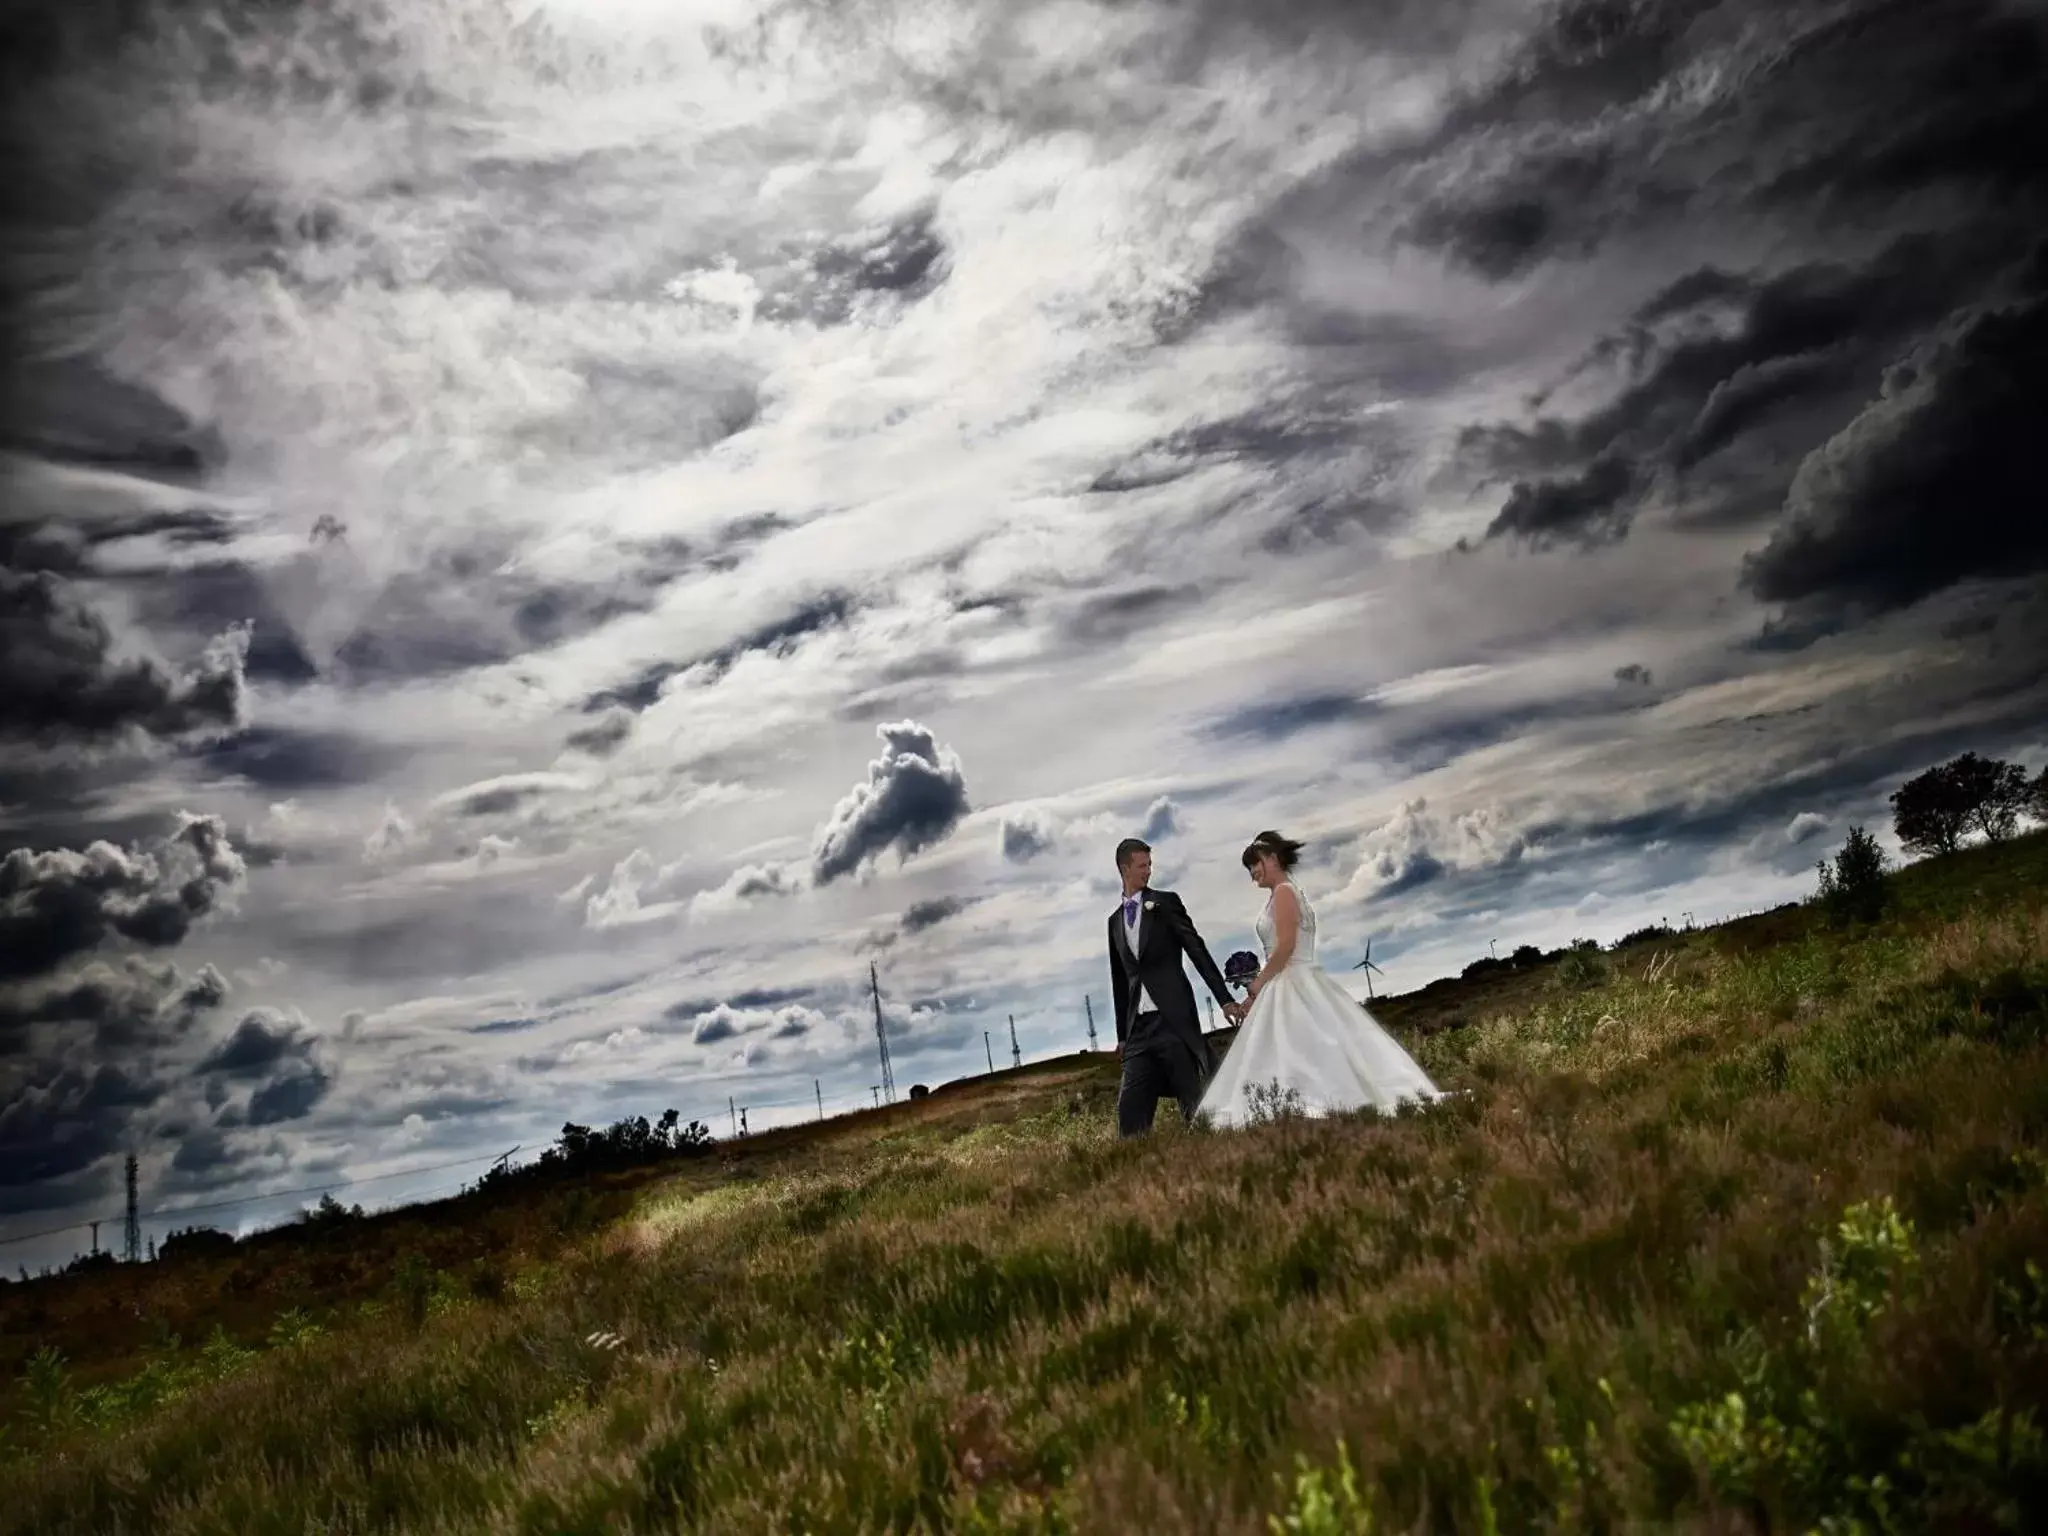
top-left (1240, 830), bottom-right (1304, 872)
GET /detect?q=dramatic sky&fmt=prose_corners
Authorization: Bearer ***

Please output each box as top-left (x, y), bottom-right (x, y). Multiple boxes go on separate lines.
top-left (4, 0), bottom-right (2045, 1270)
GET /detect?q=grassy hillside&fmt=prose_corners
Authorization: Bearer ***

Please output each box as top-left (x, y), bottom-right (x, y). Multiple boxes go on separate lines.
top-left (5, 834), bottom-right (2047, 1532)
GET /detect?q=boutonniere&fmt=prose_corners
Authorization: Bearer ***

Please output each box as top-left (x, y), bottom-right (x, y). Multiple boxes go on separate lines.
top-left (1143, 899), bottom-right (1156, 911)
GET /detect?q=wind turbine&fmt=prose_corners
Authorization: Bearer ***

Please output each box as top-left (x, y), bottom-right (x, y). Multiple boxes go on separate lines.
top-left (1352, 938), bottom-right (1386, 1001)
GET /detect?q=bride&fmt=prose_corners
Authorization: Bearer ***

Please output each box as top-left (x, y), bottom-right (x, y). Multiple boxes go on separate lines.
top-left (1197, 830), bottom-right (1446, 1127)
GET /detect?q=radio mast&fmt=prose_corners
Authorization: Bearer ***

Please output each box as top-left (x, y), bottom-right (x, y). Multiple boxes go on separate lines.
top-left (870, 962), bottom-right (896, 1104)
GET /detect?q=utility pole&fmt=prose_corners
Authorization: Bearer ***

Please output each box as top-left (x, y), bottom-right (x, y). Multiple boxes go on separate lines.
top-left (1085, 994), bottom-right (1098, 1052)
top-left (89, 1221), bottom-right (100, 1257)
top-left (123, 1153), bottom-right (139, 1263)
top-left (1008, 1014), bottom-right (1021, 1070)
top-left (984, 1031), bottom-right (995, 1073)
top-left (816, 1079), bottom-right (824, 1121)
top-left (870, 962), bottom-right (896, 1104)
top-left (740, 1108), bottom-right (748, 1136)
top-left (871, 1085), bottom-right (880, 1108)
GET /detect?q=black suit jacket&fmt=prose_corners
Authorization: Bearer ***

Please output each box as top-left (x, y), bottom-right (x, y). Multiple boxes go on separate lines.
top-left (1107, 887), bottom-right (1234, 1052)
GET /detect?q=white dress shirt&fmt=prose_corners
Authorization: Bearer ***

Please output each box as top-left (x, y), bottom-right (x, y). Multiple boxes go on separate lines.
top-left (1123, 893), bottom-right (1158, 1013)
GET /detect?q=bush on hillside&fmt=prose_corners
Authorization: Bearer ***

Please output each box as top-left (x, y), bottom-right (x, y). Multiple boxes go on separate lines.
top-left (1614, 923), bottom-right (1677, 949)
top-left (1815, 825), bottom-right (1890, 928)
top-left (1555, 939), bottom-right (1608, 990)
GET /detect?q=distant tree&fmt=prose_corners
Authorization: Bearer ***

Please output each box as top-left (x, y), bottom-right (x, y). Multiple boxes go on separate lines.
top-left (1613, 923), bottom-right (1676, 950)
top-left (1815, 825), bottom-right (1889, 927)
top-left (909, 1083), bottom-right (930, 1100)
top-left (486, 1107), bottom-right (716, 1188)
top-left (302, 1192), bottom-right (363, 1226)
top-left (1509, 944), bottom-right (1543, 967)
top-left (1891, 753), bottom-right (2028, 856)
top-left (2031, 766), bottom-right (2048, 826)
top-left (160, 1226), bottom-right (236, 1262)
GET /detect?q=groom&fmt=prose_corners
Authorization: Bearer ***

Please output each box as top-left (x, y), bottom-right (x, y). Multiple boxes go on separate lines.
top-left (1107, 837), bottom-right (1244, 1137)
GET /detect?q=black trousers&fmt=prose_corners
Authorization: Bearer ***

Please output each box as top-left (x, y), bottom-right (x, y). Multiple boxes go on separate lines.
top-left (1117, 1015), bottom-right (1210, 1137)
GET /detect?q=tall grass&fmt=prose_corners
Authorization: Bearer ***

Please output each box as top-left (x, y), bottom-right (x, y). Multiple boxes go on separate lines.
top-left (6, 903), bottom-right (2046, 1532)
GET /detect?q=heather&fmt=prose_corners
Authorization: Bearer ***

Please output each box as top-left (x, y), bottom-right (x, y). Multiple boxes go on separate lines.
top-left (5, 835), bottom-right (2045, 1533)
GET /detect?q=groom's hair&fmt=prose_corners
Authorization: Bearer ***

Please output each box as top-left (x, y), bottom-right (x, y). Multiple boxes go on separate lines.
top-left (1114, 837), bottom-right (1151, 871)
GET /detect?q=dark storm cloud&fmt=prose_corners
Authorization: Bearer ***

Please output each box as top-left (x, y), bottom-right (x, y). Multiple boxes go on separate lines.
top-left (1139, 796), bottom-right (1181, 842)
top-left (1420, 0), bottom-right (2048, 604)
top-left (0, 359), bottom-right (224, 479)
top-left (1205, 692), bottom-right (1379, 742)
top-left (0, 816), bottom-right (260, 1219)
top-left (439, 775), bottom-right (567, 819)
top-left (999, 810), bottom-right (1055, 864)
top-left (1486, 455), bottom-right (1637, 545)
top-left (812, 720), bottom-right (969, 884)
top-left (328, 536), bottom-right (699, 687)
top-left (1466, 232), bottom-right (2009, 547)
top-left (0, 957), bottom-right (225, 1058)
top-left (199, 724), bottom-right (397, 791)
top-left (197, 1008), bottom-right (333, 1128)
top-left (467, 1015), bottom-right (542, 1035)
top-left (691, 1012), bottom-right (739, 1045)
top-left (1, 569), bottom-right (250, 754)
top-left (245, 1064), bottom-right (331, 1125)
top-left (1614, 664), bottom-right (1653, 687)
top-left (198, 1009), bottom-right (315, 1078)
top-left (901, 894), bottom-right (973, 933)
top-left (1368, 849), bottom-right (1448, 897)
top-left (1066, 584), bottom-right (1198, 644)
top-left (756, 207), bottom-right (950, 327)
top-left (118, 560), bottom-right (319, 684)
top-left (565, 707), bottom-right (633, 757)
top-left (582, 591), bottom-right (857, 714)
top-left (1406, 144), bottom-right (1656, 282)
top-left (0, 814), bottom-right (247, 982)
top-left (0, 1060), bottom-right (165, 1208)
top-left (1743, 275), bottom-right (2048, 615)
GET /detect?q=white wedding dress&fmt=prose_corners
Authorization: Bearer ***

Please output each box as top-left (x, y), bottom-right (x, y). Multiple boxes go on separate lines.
top-left (1197, 879), bottom-right (1444, 1128)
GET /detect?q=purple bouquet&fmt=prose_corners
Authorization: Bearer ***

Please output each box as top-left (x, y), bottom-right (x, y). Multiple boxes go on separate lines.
top-left (1223, 950), bottom-right (1260, 993)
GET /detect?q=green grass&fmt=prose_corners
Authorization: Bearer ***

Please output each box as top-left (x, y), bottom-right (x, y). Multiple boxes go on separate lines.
top-left (6, 836), bottom-right (2048, 1532)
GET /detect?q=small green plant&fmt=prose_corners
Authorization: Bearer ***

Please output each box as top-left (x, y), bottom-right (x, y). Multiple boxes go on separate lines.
top-left (1801, 1195), bottom-right (1918, 1349)
top-left (1160, 1384), bottom-right (1220, 1447)
top-left (17, 1347), bottom-right (76, 1432)
top-left (1245, 1079), bottom-right (1309, 1125)
top-left (393, 1254), bottom-right (436, 1331)
top-left (267, 1308), bottom-right (326, 1349)
top-left (1270, 1442), bottom-right (1374, 1535)
top-left (197, 1327), bottom-right (259, 1383)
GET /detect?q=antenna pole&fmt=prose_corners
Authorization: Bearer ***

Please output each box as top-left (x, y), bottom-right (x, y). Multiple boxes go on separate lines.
top-left (816, 1079), bottom-right (824, 1121)
top-left (984, 1031), bottom-right (994, 1073)
top-left (870, 962), bottom-right (896, 1104)
top-left (123, 1153), bottom-right (140, 1263)
top-left (1008, 1014), bottom-right (1022, 1069)
top-left (729, 1096), bottom-right (737, 1137)
top-left (1085, 994), bottom-right (1098, 1052)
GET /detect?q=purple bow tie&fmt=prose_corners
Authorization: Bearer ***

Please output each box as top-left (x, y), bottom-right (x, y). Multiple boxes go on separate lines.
top-left (1123, 895), bottom-right (1140, 921)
